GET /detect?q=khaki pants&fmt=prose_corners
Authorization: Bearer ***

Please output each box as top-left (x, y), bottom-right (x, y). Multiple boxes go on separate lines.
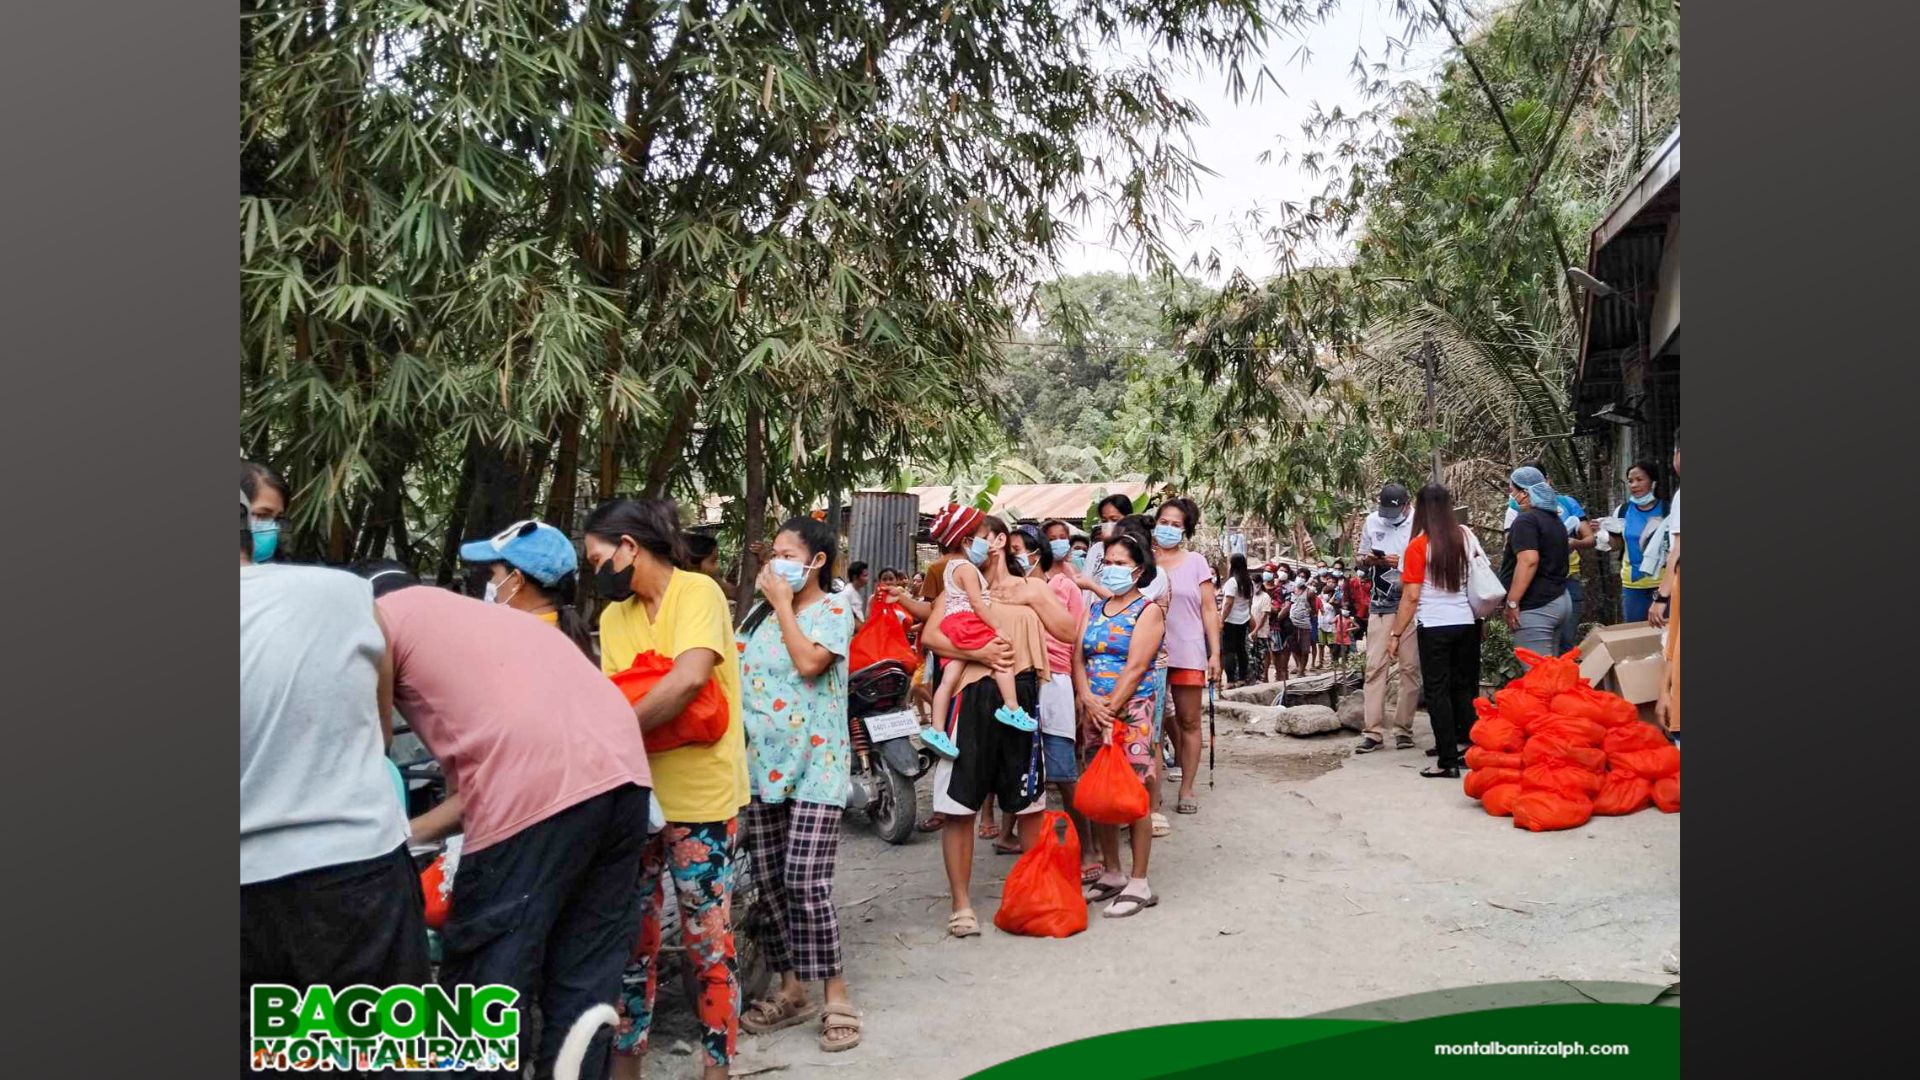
top-left (1363, 609), bottom-right (1421, 740)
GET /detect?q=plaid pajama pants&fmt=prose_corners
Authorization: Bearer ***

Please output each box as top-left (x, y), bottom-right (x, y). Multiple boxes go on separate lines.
top-left (743, 798), bottom-right (844, 983)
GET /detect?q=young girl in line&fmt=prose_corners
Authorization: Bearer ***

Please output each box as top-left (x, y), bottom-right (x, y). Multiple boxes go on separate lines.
top-left (923, 505), bottom-right (1037, 760)
top-left (1332, 604), bottom-right (1355, 663)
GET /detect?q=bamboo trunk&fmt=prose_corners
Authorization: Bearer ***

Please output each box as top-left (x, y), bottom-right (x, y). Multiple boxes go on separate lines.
top-left (736, 403), bottom-right (767, 611)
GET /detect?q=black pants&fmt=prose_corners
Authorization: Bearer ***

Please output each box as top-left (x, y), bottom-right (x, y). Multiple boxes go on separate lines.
top-left (241, 842), bottom-right (430, 1078)
top-left (1416, 623), bottom-right (1481, 770)
top-left (441, 783), bottom-right (651, 1080)
top-left (1222, 622), bottom-right (1250, 683)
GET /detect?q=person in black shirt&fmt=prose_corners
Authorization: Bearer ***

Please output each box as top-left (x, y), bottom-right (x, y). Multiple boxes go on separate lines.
top-left (1500, 466), bottom-right (1573, 655)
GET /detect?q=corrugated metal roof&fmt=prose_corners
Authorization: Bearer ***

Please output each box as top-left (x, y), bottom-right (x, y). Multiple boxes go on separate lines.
top-left (1591, 125), bottom-right (1679, 252)
top-left (894, 482), bottom-right (1152, 522)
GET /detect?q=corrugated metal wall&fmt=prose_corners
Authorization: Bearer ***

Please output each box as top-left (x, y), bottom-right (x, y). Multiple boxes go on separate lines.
top-left (848, 492), bottom-right (921, 581)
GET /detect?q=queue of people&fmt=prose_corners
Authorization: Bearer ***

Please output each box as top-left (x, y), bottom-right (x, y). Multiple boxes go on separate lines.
top-left (241, 445), bottom-right (1679, 1075)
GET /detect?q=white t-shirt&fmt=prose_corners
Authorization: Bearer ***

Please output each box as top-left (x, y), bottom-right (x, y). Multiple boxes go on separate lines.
top-left (1249, 591), bottom-right (1272, 636)
top-left (1667, 489), bottom-right (1681, 534)
top-left (1220, 577), bottom-right (1252, 624)
top-left (241, 564), bottom-right (409, 885)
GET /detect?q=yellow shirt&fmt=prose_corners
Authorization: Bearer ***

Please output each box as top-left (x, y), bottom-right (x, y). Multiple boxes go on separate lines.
top-left (599, 569), bottom-right (750, 823)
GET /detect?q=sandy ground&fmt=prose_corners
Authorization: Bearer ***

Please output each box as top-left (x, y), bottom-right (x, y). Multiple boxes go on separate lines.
top-left (644, 710), bottom-right (1680, 1079)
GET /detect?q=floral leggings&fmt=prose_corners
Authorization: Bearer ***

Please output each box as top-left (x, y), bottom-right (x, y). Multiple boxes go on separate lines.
top-left (613, 818), bottom-right (739, 1068)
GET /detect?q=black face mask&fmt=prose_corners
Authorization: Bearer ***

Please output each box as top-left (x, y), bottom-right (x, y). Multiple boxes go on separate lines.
top-left (591, 546), bottom-right (636, 603)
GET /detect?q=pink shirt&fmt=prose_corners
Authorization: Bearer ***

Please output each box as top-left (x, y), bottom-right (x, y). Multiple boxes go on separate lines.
top-left (378, 586), bottom-right (651, 853)
top-left (1159, 552), bottom-right (1213, 670)
top-left (1043, 571), bottom-right (1086, 674)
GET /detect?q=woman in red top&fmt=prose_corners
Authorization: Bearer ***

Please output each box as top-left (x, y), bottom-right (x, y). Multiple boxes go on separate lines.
top-left (1381, 484), bottom-right (1482, 778)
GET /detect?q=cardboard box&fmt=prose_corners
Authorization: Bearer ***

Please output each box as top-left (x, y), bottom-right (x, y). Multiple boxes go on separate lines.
top-left (1612, 652), bottom-right (1668, 705)
top-left (1576, 621), bottom-right (1667, 703)
top-left (1576, 622), bottom-right (1664, 683)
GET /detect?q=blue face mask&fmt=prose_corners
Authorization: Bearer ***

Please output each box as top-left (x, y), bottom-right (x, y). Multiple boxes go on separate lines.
top-left (1049, 539), bottom-right (1071, 559)
top-left (1630, 491), bottom-right (1658, 509)
top-left (1152, 524), bottom-right (1183, 549)
top-left (250, 520), bottom-right (280, 563)
top-left (967, 537), bottom-right (991, 566)
top-left (1069, 551), bottom-right (1087, 570)
top-left (769, 558), bottom-right (812, 592)
top-left (1507, 497), bottom-right (1520, 513)
top-left (1099, 565), bottom-right (1138, 592)
top-left (1013, 554), bottom-right (1030, 574)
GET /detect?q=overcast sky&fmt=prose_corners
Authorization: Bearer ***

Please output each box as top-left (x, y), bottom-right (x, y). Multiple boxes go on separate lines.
top-left (1058, 0), bottom-right (1452, 283)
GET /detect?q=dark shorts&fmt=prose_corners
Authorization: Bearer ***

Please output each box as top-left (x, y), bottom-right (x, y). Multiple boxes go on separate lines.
top-left (241, 842), bottom-right (430, 1077)
top-left (1041, 733), bottom-right (1079, 783)
top-left (943, 669), bottom-right (1043, 814)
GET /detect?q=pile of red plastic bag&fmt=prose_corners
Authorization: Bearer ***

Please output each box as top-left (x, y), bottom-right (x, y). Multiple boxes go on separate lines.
top-left (1463, 648), bottom-right (1679, 831)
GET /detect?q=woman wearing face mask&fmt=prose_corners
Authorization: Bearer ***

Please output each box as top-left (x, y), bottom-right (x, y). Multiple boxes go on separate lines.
top-left (241, 460), bottom-right (291, 563)
top-left (1150, 498), bottom-right (1221, 818)
top-left (993, 520), bottom-right (1092, 869)
top-left (1074, 531), bottom-right (1166, 917)
top-left (1079, 494), bottom-right (1137, 605)
top-left (1499, 467), bottom-right (1574, 657)
top-left (582, 498), bottom-right (749, 1080)
top-left (733, 517), bottom-right (863, 1053)
top-left (1610, 461), bottom-right (1668, 623)
top-left (460, 519), bottom-right (597, 660)
top-left (1219, 554), bottom-right (1255, 687)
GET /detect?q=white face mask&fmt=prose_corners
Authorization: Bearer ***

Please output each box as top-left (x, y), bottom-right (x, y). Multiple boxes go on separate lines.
top-left (484, 573), bottom-right (522, 607)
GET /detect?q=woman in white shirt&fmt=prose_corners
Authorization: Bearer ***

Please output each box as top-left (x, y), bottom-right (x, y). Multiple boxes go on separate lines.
top-left (1219, 554), bottom-right (1255, 686)
top-left (1382, 484), bottom-right (1482, 779)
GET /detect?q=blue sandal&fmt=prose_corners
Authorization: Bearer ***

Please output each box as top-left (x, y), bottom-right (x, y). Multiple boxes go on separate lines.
top-left (920, 728), bottom-right (960, 759)
top-left (994, 705), bottom-right (1038, 733)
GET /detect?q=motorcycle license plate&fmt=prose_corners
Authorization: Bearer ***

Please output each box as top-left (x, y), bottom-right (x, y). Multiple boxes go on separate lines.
top-left (863, 709), bottom-right (921, 742)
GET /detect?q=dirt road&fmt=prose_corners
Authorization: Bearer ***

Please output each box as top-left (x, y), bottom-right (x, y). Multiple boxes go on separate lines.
top-left (646, 718), bottom-right (1680, 1078)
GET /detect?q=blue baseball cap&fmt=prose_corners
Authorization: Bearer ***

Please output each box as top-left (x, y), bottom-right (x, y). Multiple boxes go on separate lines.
top-left (459, 519), bottom-right (578, 586)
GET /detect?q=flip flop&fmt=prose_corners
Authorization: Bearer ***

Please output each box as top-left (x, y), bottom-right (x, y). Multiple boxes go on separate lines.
top-left (741, 996), bottom-right (822, 1035)
top-left (818, 1004), bottom-right (863, 1053)
top-left (1103, 886), bottom-right (1158, 918)
top-left (947, 908), bottom-right (981, 938)
top-left (1081, 863), bottom-right (1107, 885)
top-left (1175, 798), bottom-right (1199, 815)
top-left (977, 819), bottom-right (1000, 840)
top-left (916, 813), bottom-right (948, 833)
top-left (1084, 877), bottom-right (1127, 903)
top-left (992, 840), bottom-right (1024, 856)
top-left (1150, 813), bottom-right (1170, 837)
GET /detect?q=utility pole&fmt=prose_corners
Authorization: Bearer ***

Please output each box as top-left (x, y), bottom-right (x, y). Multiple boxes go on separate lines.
top-left (1421, 330), bottom-right (1442, 485)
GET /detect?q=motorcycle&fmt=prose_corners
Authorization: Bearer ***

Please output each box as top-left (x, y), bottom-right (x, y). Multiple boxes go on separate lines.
top-left (846, 659), bottom-right (934, 844)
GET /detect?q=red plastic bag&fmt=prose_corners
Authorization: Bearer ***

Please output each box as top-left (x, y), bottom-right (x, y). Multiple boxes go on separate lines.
top-left (993, 811), bottom-right (1088, 938)
top-left (1512, 790), bottom-right (1594, 832)
top-left (1522, 759), bottom-right (1604, 799)
top-left (849, 600), bottom-right (920, 672)
top-left (1469, 713), bottom-right (1526, 753)
top-left (1512, 648), bottom-right (1584, 698)
top-left (1593, 773), bottom-right (1653, 816)
top-left (1522, 734), bottom-right (1607, 772)
top-left (1603, 721), bottom-right (1673, 755)
top-left (1482, 783), bottom-right (1523, 817)
top-left (1531, 715), bottom-right (1607, 748)
top-left (609, 650), bottom-right (730, 754)
top-left (1463, 767), bottom-right (1524, 800)
top-left (1551, 686), bottom-right (1639, 729)
top-left (420, 853), bottom-right (451, 930)
top-left (1074, 741), bottom-right (1150, 825)
top-left (1465, 746), bottom-right (1523, 771)
top-left (1493, 687), bottom-right (1549, 731)
top-left (1651, 775), bottom-right (1681, 813)
top-left (1608, 745), bottom-right (1681, 781)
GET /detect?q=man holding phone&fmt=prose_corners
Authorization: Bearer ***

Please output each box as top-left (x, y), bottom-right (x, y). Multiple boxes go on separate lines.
top-left (1354, 483), bottom-right (1421, 753)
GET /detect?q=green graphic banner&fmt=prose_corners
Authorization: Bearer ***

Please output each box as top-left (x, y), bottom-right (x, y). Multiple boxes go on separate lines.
top-left (970, 1002), bottom-right (1678, 1079)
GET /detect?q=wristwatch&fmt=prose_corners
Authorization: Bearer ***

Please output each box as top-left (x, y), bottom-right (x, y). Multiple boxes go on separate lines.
top-left (1504, 600), bottom-right (1520, 610)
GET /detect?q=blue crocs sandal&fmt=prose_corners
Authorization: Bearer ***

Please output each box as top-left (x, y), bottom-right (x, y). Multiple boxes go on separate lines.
top-left (994, 705), bottom-right (1038, 732)
top-left (920, 728), bottom-right (960, 759)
